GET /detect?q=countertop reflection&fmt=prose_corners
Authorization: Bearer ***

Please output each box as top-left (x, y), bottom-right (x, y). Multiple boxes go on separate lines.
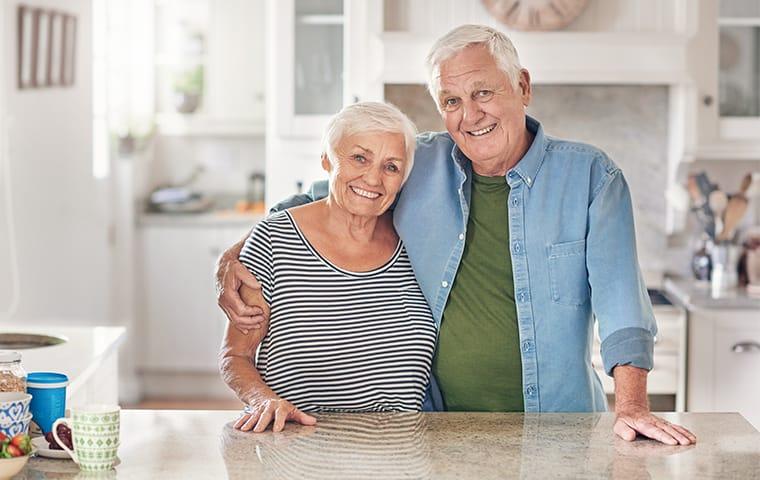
top-left (22, 410), bottom-right (760, 479)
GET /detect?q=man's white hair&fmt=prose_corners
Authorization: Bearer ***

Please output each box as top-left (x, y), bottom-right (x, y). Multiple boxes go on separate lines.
top-left (322, 102), bottom-right (418, 183)
top-left (426, 24), bottom-right (522, 107)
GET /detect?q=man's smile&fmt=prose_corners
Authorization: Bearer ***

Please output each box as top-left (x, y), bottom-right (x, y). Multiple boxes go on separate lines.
top-left (467, 123), bottom-right (497, 137)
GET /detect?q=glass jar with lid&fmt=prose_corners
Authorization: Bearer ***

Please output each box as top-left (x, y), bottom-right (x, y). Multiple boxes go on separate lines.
top-left (0, 351), bottom-right (27, 392)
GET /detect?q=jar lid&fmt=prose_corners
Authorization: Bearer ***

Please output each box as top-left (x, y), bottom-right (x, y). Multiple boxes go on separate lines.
top-left (0, 351), bottom-right (21, 363)
top-left (27, 372), bottom-right (69, 388)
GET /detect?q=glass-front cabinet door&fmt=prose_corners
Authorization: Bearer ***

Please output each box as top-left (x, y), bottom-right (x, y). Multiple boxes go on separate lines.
top-left (294, 0), bottom-right (344, 116)
top-left (274, 0), bottom-right (349, 136)
top-left (718, 1), bottom-right (760, 139)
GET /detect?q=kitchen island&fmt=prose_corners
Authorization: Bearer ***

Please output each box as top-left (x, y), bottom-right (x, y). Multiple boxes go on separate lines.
top-left (22, 410), bottom-right (760, 479)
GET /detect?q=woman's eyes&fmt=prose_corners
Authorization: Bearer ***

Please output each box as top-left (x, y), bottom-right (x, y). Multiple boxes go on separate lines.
top-left (352, 154), bottom-right (366, 163)
top-left (385, 163), bottom-right (400, 173)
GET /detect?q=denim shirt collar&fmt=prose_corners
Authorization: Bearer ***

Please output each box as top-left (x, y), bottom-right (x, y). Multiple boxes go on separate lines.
top-left (450, 115), bottom-right (546, 189)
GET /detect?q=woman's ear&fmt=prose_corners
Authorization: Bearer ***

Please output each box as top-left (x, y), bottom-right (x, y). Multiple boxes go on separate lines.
top-left (321, 153), bottom-right (332, 173)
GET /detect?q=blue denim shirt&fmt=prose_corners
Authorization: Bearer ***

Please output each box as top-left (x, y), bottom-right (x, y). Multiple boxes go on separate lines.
top-left (272, 116), bottom-right (657, 413)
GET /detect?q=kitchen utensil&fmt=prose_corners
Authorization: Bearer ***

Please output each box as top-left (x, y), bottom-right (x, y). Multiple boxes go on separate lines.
top-left (687, 174), bottom-right (715, 238)
top-left (708, 190), bottom-right (728, 236)
top-left (694, 172), bottom-right (716, 199)
top-left (717, 194), bottom-right (749, 242)
top-left (53, 404), bottom-right (120, 472)
top-left (27, 372), bottom-right (68, 433)
top-left (744, 172), bottom-right (760, 198)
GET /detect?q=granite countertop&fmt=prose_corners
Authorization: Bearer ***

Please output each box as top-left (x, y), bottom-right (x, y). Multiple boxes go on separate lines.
top-left (664, 276), bottom-right (760, 310)
top-left (23, 410), bottom-right (760, 479)
top-left (0, 326), bottom-right (125, 400)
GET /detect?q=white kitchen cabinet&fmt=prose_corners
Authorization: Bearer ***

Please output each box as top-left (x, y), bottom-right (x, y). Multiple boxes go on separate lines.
top-left (267, 0), bottom-right (381, 138)
top-left (138, 223), bottom-right (253, 373)
top-left (155, 0), bottom-right (266, 136)
top-left (687, 0), bottom-right (760, 160)
top-left (687, 309), bottom-right (760, 429)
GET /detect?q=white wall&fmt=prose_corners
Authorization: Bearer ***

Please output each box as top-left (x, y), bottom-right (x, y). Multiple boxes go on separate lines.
top-left (0, 0), bottom-right (111, 324)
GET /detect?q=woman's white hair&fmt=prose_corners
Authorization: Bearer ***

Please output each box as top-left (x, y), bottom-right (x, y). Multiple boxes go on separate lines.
top-left (321, 102), bottom-right (418, 183)
top-left (426, 24), bottom-right (522, 107)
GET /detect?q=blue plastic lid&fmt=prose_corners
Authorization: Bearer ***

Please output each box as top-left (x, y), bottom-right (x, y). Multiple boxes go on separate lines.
top-left (27, 372), bottom-right (69, 388)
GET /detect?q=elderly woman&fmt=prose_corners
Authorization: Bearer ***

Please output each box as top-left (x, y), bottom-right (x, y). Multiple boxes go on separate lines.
top-left (219, 102), bottom-right (436, 432)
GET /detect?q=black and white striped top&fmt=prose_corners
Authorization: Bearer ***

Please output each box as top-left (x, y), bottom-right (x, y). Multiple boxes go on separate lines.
top-left (239, 210), bottom-right (437, 412)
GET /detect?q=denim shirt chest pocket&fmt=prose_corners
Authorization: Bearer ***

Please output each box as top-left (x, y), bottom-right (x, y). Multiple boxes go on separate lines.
top-left (547, 239), bottom-right (591, 307)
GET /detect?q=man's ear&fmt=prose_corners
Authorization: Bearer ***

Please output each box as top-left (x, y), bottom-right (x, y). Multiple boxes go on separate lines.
top-left (519, 69), bottom-right (532, 107)
top-left (321, 153), bottom-right (331, 173)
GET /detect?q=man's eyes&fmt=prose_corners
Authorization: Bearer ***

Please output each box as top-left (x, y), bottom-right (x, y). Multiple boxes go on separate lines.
top-left (475, 90), bottom-right (494, 100)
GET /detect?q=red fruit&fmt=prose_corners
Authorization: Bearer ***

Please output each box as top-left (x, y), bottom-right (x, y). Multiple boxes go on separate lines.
top-left (0, 433), bottom-right (7, 444)
top-left (10, 434), bottom-right (31, 455)
top-left (6, 444), bottom-right (22, 457)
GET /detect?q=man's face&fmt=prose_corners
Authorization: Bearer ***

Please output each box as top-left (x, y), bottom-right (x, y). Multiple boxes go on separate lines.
top-left (436, 44), bottom-right (531, 171)
top-left (323, 131), bottom-right (408, 218)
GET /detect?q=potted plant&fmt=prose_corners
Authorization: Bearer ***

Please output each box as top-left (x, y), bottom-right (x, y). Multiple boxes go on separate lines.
top-left (173, 65), bottom-right (204, 114)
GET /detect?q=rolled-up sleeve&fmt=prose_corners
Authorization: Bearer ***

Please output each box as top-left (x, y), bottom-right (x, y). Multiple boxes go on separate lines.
top-left (586, 166), bottom-right (657, 376)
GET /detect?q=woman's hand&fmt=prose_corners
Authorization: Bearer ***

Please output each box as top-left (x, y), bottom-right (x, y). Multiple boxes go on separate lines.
top-left (215, 244), bottom-right (268, 333)
top-left (234, 398), bottom-right (317, 433)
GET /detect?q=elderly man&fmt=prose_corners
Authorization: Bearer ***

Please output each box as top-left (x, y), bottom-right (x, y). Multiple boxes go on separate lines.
top-left (215, 25), bottom-right (695, 445)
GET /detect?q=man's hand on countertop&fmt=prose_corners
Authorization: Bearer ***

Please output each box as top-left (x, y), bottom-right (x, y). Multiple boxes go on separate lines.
top-left (614, 402), bottom-right (697, 446)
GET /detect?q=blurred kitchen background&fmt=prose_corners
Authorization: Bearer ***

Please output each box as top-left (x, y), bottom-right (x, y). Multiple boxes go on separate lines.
top-left (1, 0), bottom-right (760, 426)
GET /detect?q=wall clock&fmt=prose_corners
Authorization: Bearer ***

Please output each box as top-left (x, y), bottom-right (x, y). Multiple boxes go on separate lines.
top-left (481, 0), bottom-right (589, 31)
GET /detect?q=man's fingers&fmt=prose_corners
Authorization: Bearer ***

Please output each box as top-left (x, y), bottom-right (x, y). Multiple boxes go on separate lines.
top-left (291, 409), bottom-right (317, 426)
top-left (224, 293), bottom-right (261, 317)
top-left (613, 418), bottom-right (637, 442)
top-left (253, 407), bottom-right (276, 433)
top-left (634, 419), bottom-right (678, 446)
top-left (657, 421), bottom-right (692, 445)
top-left (670, 423), bottom-right (697, 444)
top-left (236, 267), bottom-right (263, 290)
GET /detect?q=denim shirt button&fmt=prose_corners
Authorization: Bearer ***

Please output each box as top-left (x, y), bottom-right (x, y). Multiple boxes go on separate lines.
top-left (518, 292), bottom-right (526, 302)
top-left (522, 341), bottom-right (532, 353)
top-left (458, 233), bottom-right (464, 240)
top-left (512, 197), bottom-right (519, 207)
top-left (513, 242), bottom-right (521, 253)
top-left (526, 385), bottom-right (536, 397)
top-left (441, 281), bottom-right (449, 288)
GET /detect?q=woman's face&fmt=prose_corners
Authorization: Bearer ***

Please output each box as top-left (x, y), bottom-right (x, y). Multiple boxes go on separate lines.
top-left (323, 131), bottom-right (408, 219)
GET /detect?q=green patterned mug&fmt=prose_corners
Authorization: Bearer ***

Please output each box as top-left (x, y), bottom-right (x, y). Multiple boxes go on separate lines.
top-left (52, 405), bottom-right (120, 472)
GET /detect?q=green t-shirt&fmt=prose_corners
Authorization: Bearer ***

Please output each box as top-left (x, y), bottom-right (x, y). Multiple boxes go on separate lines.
top-left (432, 172), bottom-right (524, 412)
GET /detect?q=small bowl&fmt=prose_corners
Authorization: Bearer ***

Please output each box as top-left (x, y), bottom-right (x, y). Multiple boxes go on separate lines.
top-left (0, 413), bottom-right (31, 438)
top-left (0, 393), bottom-right (32, 425)
top-left (0, 454), bottom-right (30, 480)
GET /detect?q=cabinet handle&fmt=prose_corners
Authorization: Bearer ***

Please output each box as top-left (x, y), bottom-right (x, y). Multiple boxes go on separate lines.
top-left (702, 95), bottom-right (714, 107)
top-left (731, 342), bottom-right (760, 353)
